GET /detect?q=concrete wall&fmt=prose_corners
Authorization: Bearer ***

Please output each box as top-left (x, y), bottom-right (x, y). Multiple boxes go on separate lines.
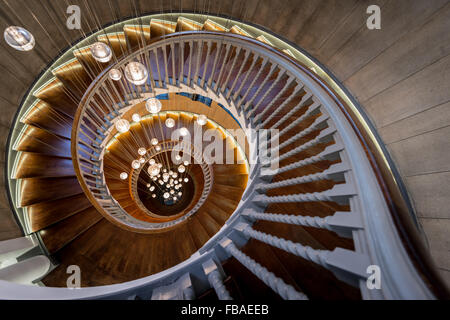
top-left (0, 0), bottom-right (448, 285)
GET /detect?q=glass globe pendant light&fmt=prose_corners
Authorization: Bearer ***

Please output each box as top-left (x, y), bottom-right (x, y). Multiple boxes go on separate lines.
top-left (163, 192), bottom-right (170, 199)
top-left (146, 98), bottom-right (162, 114)
top-left (165, 118), bottom-right (175, 128)
top-left (184, 178), bottom-right (189, 183)
top-left (109, 68), bottom-right (122, 81)
top-left (90, 42), bottom-right (112, 63)
top-left (148, 164), bottom-right (160, 177)
top-left (4, 26), bottom-right (35, 51)
top-left (151, 138), bottom-right (158, 146)
top-left (131, 160), bottom-right (141, 169)
top-left (152, 194), bottom-right (156, 198)
top-left (132, 113), bottom-right (141, 122)
top-left (149, 159), bottom-right (156, 165)
top-left (115, 119), bottom-right (130, 133)
top-left (197, 115), bottom-right (207, 126)
top-left (138, 147), bottom-right (147, 156)
top-left (124, 61), bottom-right (148, 85)
top-left (178, 165), bottom-right (186, 173)
top-left (119, 172), bottom-right (128, 180)
top-left (155, 145), bottom-right (161, 151)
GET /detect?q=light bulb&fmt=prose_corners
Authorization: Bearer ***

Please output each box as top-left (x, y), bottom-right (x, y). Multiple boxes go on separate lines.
top-left (179, 127), bottom-right (189, 137)
top-left (124, 61), bottom-right (148, 85)
top-left (183, 160), bottom-right (189, 166)
top-left (150, 186), bottom-right (155, 191)
top-left (159, 180), bottom-right (164, 185)
top-left (139, 157), bottom-right (145, 164)
top-left (163, 193), bottom-right (170, 199)
top-left (120, 172), bottom-right (128, 180)
top-left (151, 138), bottom-right (158, 146)
top-left (132, 160), bottom-right (141, 169)
top-left (109, 68), bottom-right (122, 81)
top-left (146, 183), bottom-right (151, 187)
top-left (165, 118), bottom-right (175, 128)
top-left (90, 42), bottom-right (112, 63)
top-left (197, 114), bottom-right (207, 126)
top-left (178, 165), bottom-right (186, 173)
top-left (175, 154), bottom-right (181, 161)
top-left (152, 194), bottom-right (156, 198)
top-left (157, 163), bottom-right (163, 168)
top-left (163, 169), bottom-right (167, 173)
top-left (138, 147), bottom-right (147, 156)
top-left (132, 113), bottom-right (141, 122)
top-left (184, 178), bottom-right (189, 183)
top-left (155, 146), bottom-right (161, 151)
top-left (163, 173), bottom-right (170, 180)
top-left (166, 184), bottom-right (170, 188)
top-left (178, 192), bottom-right (182, 196)
top-left (173, 197), bottom-right (177, 201)
top-left (174, 180), bottom-right (178, 185)
top-left (148, 164), bottom-right (160, 176)
top-left (145, 98), bottom-right (162, 114)
top-left (170, 190), bottom-right (175, 195)
top-left (179, 178), bottom-right (182, 182)
top-left (4, 26), bottom-right (35, 51)
top-left (115, 119), bottom-right (130, 133)
top-left (172, 173), bottom-right (178, 178)
top-left (149, 159), bottom-right (156, 165)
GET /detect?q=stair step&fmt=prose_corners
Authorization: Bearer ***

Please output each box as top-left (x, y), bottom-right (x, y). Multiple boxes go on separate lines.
top-left (19, 177), bottom-right (83, 207)
top-left (40, 207), bottom-right (103, 254)
top-left (26, 193), bottom-right (92, 232)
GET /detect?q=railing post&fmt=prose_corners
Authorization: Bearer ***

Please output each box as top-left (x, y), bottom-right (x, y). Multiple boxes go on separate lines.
top-left (202, 259), bottom-right (233, 300)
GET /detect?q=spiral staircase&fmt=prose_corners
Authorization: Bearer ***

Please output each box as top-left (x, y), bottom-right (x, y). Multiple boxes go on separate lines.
top-left (1, 12), bottom-right (448, 300)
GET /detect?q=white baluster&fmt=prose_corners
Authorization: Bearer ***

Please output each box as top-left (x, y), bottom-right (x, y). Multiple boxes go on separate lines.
top-left (233, 223), bottom-right (371, 285)
top-left (202, 259), bottom-right (233, 300)
top-left (253, 183), bottom-right (356, 206)
top-left (219, 237), bottom-right (308, 300)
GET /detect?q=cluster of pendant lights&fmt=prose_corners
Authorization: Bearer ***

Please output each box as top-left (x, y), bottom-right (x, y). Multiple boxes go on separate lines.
top-left (120, 141), bottom-right (191, 203)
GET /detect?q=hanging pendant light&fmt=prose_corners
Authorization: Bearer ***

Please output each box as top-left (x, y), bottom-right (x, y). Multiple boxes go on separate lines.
top-left (132, 113), bottom-right (141, 122)
top-left (178, 165), bottom-right (186, 173)
top-left (184, 178), bottom-right (189, 183)
top-left (139, 157), bottom-right (145, 164)
top-left (115, 119), bottom-right (130, 133)
top-left (131, 160), bottom-right (141, 169)
top-left (197, 115), bottom-right (207, 126)
top-left (151, 138), bottom-right (158, 146)
top-left (165, 118), bottom-right (175, 128)
top-left (148, 164), bottom-right (160, 177)
top-left (138, 147), bottom-right (147, 156)
top-left (124, 61), bottom-right (148, 85)
top-left (163, 192), bottom-right (170, 199)
top-left (109, 68), bottom-right (122, 81)
top-left (90, 42), bottom-right (112, 63)
top-left (149, 159), bottom-right (156, 165)
top-left (146, 98), bottom-right (162, 114)
top-left (155, 145), bottom-right (161, 151)
top-left (4, 26), bottom-right (35, 51)
top-left (119, 172), bottom-right (128, 180)
top-left (183, 160), bottom-right (189, 166)
top-left (152, 194), bottom-right (156, 198)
